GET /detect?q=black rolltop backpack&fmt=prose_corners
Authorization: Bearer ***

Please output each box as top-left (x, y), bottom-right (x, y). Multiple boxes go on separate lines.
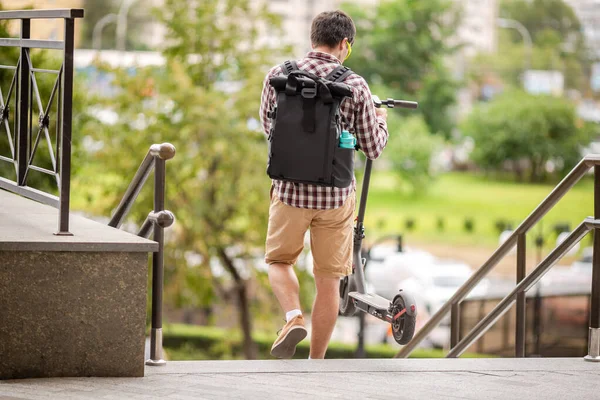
top-left (266, 60), bottom-right (355, 188)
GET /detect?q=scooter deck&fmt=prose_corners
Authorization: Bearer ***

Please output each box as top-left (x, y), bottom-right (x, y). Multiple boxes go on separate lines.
top-left (349, 292), bottom-right (391, 311)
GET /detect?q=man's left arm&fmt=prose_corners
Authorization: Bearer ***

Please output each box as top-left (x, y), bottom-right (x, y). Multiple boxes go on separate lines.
top-left (353, 78), bottom-right (389, 160)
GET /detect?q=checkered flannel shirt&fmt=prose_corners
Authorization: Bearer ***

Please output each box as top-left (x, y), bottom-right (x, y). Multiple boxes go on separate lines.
top-left (260, 51), bottom-right (388, 209)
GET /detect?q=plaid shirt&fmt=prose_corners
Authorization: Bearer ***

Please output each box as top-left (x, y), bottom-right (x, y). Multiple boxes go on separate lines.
top-left (260, 51), bottom-right (388, 209)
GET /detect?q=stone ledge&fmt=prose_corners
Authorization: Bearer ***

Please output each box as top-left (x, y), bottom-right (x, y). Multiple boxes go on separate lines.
top-left (0, 189), bottom-right (157, 253)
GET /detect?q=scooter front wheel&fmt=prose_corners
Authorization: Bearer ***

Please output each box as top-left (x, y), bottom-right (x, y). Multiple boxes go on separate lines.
top-left (339, 275), bottom-right (357, 316)
top-left (391, 295), bottom-right (416, 345)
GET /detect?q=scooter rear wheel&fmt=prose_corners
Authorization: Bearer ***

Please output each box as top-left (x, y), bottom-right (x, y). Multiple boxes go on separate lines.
top-left (339, 275), bottom-right (357, 316)
top-left (391, 295), bottom-right (416, 345)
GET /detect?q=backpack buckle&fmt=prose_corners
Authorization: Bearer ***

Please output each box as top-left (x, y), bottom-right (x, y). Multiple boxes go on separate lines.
top-left (301, 87), bottom-right (317, 99)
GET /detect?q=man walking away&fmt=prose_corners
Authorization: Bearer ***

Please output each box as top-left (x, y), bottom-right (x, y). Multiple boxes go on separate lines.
top-left (259, 10), bottom-right (389, 359)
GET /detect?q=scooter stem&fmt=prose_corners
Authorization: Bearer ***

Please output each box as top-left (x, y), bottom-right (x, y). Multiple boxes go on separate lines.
top-left (353, 158), bottom-right (373, 294)
top-left (356, 159), bottom-right (373, 225)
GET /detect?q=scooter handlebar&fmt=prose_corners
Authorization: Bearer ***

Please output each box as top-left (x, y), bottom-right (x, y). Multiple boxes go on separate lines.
top-left (372, 95), bottom-right (418, 109)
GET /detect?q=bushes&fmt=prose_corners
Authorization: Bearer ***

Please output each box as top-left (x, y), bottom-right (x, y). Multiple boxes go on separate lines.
top-left (462, 90), bottom-right (593, 182)
top-left (383, 114), bottom-right (444, 193)
top-left (163, 324), bottom-right (409, 359)
top-left (162, 324), bottom-right (487, 360)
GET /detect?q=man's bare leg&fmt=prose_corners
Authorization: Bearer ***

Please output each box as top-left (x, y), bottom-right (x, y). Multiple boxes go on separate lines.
top-left (268, 263), bottom-right (302, 313)
top-left (309, 276), bottom-right (340, 359)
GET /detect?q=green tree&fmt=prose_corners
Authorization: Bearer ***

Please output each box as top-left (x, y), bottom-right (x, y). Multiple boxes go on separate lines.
top-left (501, 0), bottom-right (583, 44)
top-left (74, 0), bottom-right (288, 360)
top-left (463, 90), bottom-right (593, 182)
top-left (471, 0), bottom-right (594, 93)
top-left (80, 0), bottom-right (156, 50)
top-left (159, 0), bottom-right (288, 89)
top-left (384, 114), bottom-right (444, 193)
top-left (506, 0), bottom-right (591, 90)
top-left (80, 0), bottom-right (117, 49)
top-left (342, 0), bottom-right (461, 137)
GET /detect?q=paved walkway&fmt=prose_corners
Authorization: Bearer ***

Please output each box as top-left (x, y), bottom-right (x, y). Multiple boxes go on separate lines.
top-left (1, 358), bottom-right (598, 399)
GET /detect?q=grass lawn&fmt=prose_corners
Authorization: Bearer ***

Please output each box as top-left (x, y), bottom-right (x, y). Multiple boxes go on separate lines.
top-left (363, 171), bottom-right (594, 248)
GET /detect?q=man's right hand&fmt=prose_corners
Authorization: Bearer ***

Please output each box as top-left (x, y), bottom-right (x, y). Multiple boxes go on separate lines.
top-left (375, 107), bottom-right (388, 121)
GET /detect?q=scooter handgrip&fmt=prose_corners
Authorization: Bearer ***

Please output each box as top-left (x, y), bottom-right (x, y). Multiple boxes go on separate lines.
top-left (393, 100), bottom-right (418, 109)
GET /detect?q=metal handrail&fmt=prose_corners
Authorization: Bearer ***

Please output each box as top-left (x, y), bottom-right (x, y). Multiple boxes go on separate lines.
top-left (108, 153), bottom-right (155, 229)
top-left (109, 143), bottom-right (176, 367)
top-left (447, 219), bottom-right (592, 357)
top-left (397, 155), bottom-right (600, 360)
top-left (0, 9), bottom-right (84, 19)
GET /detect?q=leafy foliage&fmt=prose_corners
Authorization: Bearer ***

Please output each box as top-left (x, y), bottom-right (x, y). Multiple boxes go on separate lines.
top-left (73, 0), bottom-right (289, 359)
top-left (501, 0), bottom-right (583, 44)
top-left (157, 0), bottom-right (290, 89)
top-left (342, 0), bottom-right (461, 137)
top-left (462, 90), bottom-right (593, 182)
top-left (80, 0), bottom-right (155, 50)
top-left (383, 113), bottom-right (443, 193)
top-left (471, 0), bottom-right (594, 93)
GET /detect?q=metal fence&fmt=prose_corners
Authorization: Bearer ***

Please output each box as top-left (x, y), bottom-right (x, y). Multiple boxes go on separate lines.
top-left (397, 157), bottom-right (600, 362)
top-left (0, 9), bottom-right (83, 235)
top-left (460, 292), bottom-right (591, 357)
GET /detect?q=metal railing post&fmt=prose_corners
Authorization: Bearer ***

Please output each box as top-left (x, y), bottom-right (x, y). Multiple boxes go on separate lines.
top-left (533, 288), bottom-right (542, 356)
top-left (586, 166), bottom-right (600, 362)
top-left (516, 233), bottom-right (526, 357)
top-left (146, 143), bottom-right (175, 366)
top-left (55, 17), bottom-right (75, 236)
top-left (450, 302), bottom-right (460, 349)
top-left (17, 18), bottom-right (30, 186)
top-left (146, 156), bottom-right (166, 366)
top-left (502, 305), bottom-right (510, 351)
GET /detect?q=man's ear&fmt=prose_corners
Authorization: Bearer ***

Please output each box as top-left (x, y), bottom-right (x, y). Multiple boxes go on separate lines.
top-left (340, 38), bottom-right (348, 50)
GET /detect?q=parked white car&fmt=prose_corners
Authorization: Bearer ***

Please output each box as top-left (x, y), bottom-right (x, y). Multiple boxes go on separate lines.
top-left (365, 244), bottom-right (436, 299)
top-left (365, 244), bottom-right (491, 348)
top-left (571, 246), bottom-right (593, 275)
top-left (366, 245), bottom-right (488, 300)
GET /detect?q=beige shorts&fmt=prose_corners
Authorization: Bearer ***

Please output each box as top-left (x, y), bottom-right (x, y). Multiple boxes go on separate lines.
top-left (265, 192), bottom-right (355, 278)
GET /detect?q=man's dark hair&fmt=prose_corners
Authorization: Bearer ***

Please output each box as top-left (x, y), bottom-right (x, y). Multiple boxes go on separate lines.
top-left (310, 10), bottom-right (356, 48)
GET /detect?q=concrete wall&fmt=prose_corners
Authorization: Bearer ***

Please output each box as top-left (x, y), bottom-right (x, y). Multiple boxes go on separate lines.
top-left (0, 251), bottom-right (148, 379)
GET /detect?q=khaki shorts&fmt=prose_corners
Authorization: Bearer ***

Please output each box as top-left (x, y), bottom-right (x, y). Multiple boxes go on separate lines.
top-left (265, 192), bottom-right (355, 278)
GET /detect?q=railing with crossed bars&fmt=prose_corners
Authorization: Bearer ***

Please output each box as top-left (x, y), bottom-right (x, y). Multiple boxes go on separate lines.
top-left (0, 9), bottom-right (84, 235)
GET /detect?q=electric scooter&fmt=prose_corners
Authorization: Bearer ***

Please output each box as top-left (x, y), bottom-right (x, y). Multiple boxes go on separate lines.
top-left (339, 96), bottom-right (419, 345)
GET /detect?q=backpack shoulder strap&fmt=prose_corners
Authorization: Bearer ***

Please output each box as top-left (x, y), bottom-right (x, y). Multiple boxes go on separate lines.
top-left (281, 60), bottom-right (299, 76)
top-left (325, 65), bottom-right (353, 82)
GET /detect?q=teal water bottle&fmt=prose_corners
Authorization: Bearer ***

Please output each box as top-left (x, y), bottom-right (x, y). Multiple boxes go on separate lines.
top-left (339, 130), bottom-right (356, 149)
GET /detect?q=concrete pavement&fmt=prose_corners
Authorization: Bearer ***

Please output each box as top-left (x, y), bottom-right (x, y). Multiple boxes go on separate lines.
top-left (1, 358), bottom-right (598, 399)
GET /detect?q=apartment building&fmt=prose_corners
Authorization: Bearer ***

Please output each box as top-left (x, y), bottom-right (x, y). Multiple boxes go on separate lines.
top-left (565, 0), bottom-right (600, 57)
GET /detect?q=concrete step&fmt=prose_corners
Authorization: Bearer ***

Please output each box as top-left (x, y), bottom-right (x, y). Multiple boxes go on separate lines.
top-left (0, 189), bottom-right (157, 252)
